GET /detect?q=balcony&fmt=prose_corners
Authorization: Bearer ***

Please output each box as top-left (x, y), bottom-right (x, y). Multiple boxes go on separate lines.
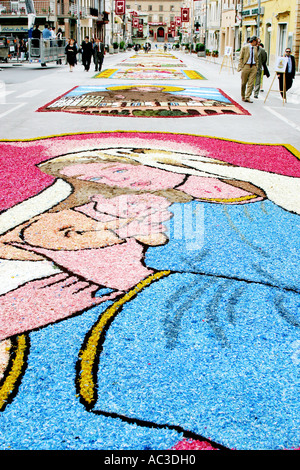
top-left (0, 1), bottom-right (55, 16)
top-left (68, 4), bottom-right (98, 18)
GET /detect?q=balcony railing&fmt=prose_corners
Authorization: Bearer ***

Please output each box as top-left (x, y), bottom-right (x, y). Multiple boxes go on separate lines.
top-left (68, 4), bottom-right (98, 17)
top-left (0, 1), bottom-right (55, 16)
top-left (0, 1), bottom-right (99, 17)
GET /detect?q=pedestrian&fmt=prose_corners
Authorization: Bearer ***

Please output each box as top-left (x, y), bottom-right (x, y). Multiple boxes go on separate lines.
top-left (93, 38), bottom-right (105, 72)
top-left (19, 39), bottom-right (27, 61)
top-left (57, 28), bottom-right (63, 47)
top-left (81, 36), bottom-right (93, 71)
top-left (254, 39), bottom-right (267, 98)
top-left (42, 24), bottom-right (52, 40)
top-left (277, 48), bottom-right (296, 99)
top-left (32, 24), bottom-right (41, 48)
top-left (65, 38), bottom-right (77, 72)
top-left (237, 36), bottom-right (258, 103)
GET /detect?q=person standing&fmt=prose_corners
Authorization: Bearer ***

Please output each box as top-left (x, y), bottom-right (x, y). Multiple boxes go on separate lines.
top-left (31, 24), bottom-right (41, 48)
top-left (81, 36), bottom-right (93, 71)
top-left (237, 36), bottom-right (258, 103)
top-left (65, 38), bottom-right (77, 72)
top-left (277, 48), bottom-right (296, 99)
top-left (19, 39), bottom-right (27, 61)
top-left (42, 24), bottom-right (52, 40)
top-left (93, 38), bottom-right (105, 72)
top-left (254, 39), bottom-right (267, 98)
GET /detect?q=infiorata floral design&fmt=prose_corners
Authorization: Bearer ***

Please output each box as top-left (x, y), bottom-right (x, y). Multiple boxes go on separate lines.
top-left (94, 68), bottom-right (206, 80)
top-left (37, 85), bottom-right (249, 118)
top-left (0, 131), bottom-right (300, 451)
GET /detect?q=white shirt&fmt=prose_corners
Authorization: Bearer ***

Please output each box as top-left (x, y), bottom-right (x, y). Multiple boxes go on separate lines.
top-left (246, 45), bottom-right (255, 65)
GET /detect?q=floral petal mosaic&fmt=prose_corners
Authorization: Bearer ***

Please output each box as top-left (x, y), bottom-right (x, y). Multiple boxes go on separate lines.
top-left (93, 68), bottom-right (206, 80)
top-left (37, 85), bottom-right (249, 118)
top-left (0, 131), bottom-right (300, 451)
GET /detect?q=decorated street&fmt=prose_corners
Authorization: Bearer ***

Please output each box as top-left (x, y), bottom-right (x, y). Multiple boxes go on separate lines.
top-left (0, 46), bottom-right (300, 452)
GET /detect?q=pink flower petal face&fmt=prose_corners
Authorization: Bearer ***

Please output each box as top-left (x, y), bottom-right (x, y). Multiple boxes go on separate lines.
top-left (60, 162), bottom-right (185, 191)
top-left (75, 194), bottom-right (173, 239)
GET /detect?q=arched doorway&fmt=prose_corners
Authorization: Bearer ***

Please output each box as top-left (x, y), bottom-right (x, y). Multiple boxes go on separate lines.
top-left (157, 27), bottom-right (165, 42)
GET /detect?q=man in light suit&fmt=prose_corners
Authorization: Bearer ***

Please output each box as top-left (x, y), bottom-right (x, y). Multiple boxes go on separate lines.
top-left (237, 36), bottom-right (258, 103)
top-left (277, 48), bottom-right (296, 99)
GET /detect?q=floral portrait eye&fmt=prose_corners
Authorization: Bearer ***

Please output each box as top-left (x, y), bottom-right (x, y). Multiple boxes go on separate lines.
top-left (90, 177), bottom-right (103, 181)
top-left (114, 169), bottom-right (128, 173)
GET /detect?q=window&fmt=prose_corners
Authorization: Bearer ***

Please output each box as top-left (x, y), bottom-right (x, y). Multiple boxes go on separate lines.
top-left (170, 5), bottom-right (174, 11)
top-left (148, 15), bottom-right (152, 22)
top-left (159, 5), bottom-right (163, 11)
top-left (278, 23), bottom-right (287, 56)
top-left (138, 5), bottom-right (141, 10)
top-left (148, 5), bottom-right (152, 11)
top-left (159, 15), bottom-right (163, 22)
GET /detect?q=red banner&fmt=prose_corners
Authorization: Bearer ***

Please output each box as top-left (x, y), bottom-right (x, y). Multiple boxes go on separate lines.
top-left (115, 0), bottom-right (125, 15)
top-left (132, 17), bottom-right (139, 28)
top-left (181, 7), bottom-right (189, 22)
top-left (138, 23), bottom-right (143, 32)
top-left (130, 10), bottom-right (138, 16)
top-left (170, 21), bottom-right (175, 30)
top-left (175, 16), bottom-right (181, 26)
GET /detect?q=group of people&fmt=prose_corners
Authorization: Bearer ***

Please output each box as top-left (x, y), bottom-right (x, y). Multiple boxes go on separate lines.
top-left (65, 36), bottom-right (105, 73)
top-left (238, 35), bottom-right (296, 102)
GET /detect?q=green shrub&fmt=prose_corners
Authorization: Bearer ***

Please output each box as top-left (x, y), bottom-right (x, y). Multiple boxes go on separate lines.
top-left (195, 43), bottom-right (205, 52)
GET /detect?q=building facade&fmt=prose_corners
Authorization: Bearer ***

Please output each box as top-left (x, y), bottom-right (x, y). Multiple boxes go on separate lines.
top-left (0, 0), bottom-right (108, 42)
top-left (240, 0), bottom-right (300, 68)
top-left (126, 0), bottom-right (183, 43)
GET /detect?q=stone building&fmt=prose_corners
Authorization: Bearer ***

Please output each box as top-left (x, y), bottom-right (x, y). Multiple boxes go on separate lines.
top-left (125, 0), bottom-right (183, 43)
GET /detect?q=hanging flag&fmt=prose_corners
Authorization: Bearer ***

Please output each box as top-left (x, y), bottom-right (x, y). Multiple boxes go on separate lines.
top-left (175, 16), bottom-right (182, 26)
top-left (181, 7), bottom-right (189, 23)
top-left (131, 10), bottom-right (138, 17)
top-left (132, 17), bottom-right (139, 28)
top-left (170, 21), bottom-right (175, 30)
top-left (115, 0), bottom-right (125, 15)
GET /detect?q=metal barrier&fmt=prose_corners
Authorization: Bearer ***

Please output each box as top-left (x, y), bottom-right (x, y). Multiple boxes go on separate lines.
top-left (28, 38), bottom-right (67, 66)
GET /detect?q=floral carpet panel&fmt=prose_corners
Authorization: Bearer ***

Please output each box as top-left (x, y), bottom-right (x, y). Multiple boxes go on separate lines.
top-left (0, 131), bottom-right (300, 451)
top-left (94, 68), bottom-right (206, 80)
top-left (37, 85), bottom-right (249, 118)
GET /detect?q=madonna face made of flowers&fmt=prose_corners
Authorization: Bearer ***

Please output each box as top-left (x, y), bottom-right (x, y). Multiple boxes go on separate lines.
top-left (39, 147), bottom-right (265, 211)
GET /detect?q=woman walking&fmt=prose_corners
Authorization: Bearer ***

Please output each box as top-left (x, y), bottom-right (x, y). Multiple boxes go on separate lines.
top-left (65, 38), bottom-right (77, 72)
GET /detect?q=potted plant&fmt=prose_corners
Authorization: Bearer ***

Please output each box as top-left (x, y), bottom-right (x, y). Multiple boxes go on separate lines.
top-left (113, 42), bottom-right (119, 52)
top-left (212, 50), bottom-right (218, 57)
top-left (119, 40), bottom-right (125, 51)
top-left (196, 43), bottom-right (205, 57)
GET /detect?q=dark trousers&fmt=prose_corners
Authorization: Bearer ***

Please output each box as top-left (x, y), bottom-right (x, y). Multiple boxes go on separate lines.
top-left (278, 72), bottom-right (294, 98)
top-left (82, 54), bottom-right (92, 71)
top-left (94, 53), bottom-right (104, 71)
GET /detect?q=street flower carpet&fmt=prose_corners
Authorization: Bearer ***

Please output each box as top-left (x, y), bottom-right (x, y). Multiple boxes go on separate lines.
top-left (38, 85), bottom-right (249, 118)
top-left (0, 50), bottom-right (300, 452)
top-left (94, 50), bottom-right (205, 80)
